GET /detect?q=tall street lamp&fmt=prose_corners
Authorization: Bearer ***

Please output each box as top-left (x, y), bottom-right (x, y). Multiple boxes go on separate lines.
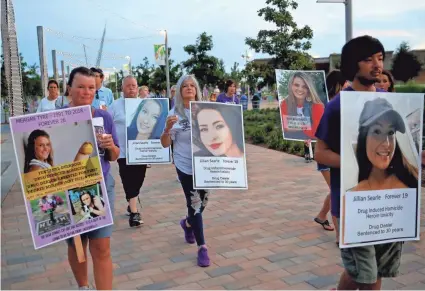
top-left (316, 0), bottom-right (352, 43)
top-left (160, 29), bottom-right (171, 98)
top-left (241, 50), bottom-right (253, 98)
top-left (125, 56), bottom-right (131, 76)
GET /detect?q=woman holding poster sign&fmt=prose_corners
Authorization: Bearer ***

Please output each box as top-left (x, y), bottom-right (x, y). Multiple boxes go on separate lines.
top-left (65, 67), bottom-right (120, 290)
top-left (351, 98), bottom-right (418, 191)
top-left (192, 103), bottom-right (244, 158)
top-left (160, 74), bottom-right (211, 267)
top-left (127, 98), bottom-right (168, 140)
top-left (279, 72), bottom-right (325, 140)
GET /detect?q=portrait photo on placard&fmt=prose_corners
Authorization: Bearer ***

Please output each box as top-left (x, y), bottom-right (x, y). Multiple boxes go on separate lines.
top-left (125, 98), bottom-right (171, 164)
top-left (340, 91), bottom-right (423, 247)
top-left (190, 101), bottom-right (248, 189)
top-left (68, 183), bottom-right (105, 223)
top-left (126, 98), bottom-right (168, 141)
top-left (276, 70), bottom-right (328, 141)
top-left (191, 102), bottom-right (245, 158)
top-left (13, 120), bottom-right (98, 176)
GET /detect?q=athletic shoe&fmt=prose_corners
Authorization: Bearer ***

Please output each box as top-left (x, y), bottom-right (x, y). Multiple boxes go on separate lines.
top-left (180, 218), bottom-right (195, 244)
top-left (197, 246), bottom-right (210, 267)
top-left (129, 212), bottom-right (143, 227)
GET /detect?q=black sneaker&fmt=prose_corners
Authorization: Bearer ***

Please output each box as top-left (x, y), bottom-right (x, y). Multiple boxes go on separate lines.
top-left (129, 212), bottom-right (144, 227)
top-left (126, 205), bottom-right (131, 216)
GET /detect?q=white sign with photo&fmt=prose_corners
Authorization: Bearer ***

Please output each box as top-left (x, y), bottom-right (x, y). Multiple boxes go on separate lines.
top-left (340, 91), bottom-right (423, 248)
top-left (125, 98), bottom-right (171, 165)
top-left (190, 102), bottom-right (248, 189)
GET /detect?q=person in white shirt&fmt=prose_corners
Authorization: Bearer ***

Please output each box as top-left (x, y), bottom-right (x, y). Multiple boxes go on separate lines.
top-left (37, 80), bottom-right (60, 112)
top-left (108, 75), bottom-right (146, 227)
top-left (139, 85), bottom-right (150, 99)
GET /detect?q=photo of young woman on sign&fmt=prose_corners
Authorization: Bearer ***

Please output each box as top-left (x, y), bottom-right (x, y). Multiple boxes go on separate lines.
top-left (191, 102), bottom-right (244, 158)
top-left (127, 99), bottom-right (168, 141)
top-left (276, 70), bottom-right (328, 141)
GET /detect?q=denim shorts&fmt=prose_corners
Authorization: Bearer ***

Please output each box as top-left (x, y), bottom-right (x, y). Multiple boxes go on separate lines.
top-left (66, 173), bottom-right (115, 246)
top-left (317, 162), bottom-right (330, 172)
top-left (337, 219), bottom-right (402, 284)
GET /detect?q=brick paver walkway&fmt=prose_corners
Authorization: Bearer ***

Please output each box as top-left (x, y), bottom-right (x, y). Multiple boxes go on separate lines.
top-left (2, 144), bottom-right (425, 290)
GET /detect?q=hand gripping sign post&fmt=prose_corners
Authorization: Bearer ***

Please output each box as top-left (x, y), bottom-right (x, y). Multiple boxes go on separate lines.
top-left (340, 92), bottom-right (423, 248)
top-left (190, 102), bottom-right (248, 189)
top-left (125, 98), bottom-right (171, 165)
top-left (9, 106), bottom-right (113, 262)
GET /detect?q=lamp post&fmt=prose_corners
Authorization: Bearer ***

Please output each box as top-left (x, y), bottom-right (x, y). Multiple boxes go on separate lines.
top-left (316, 0), bottom-right (352, 43)
top-left (124, 56), bottom-right (132, 76)
top-left (112, 67), bottom-right (118, 98)
top-left (160, 29), bottom-right (171, 99)
top-left (241, 50), bottom-right (253, 98)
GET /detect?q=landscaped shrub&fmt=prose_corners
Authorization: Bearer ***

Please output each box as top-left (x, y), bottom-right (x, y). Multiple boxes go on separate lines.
top-left (251, 128), bottom-right (266, 144)
top-left (395, 82), bottom-right (425, 93)
top-left (244, 108), bottom-right (305, 157)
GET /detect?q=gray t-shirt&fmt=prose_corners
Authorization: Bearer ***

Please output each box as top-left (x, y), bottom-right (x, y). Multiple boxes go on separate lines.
top-left (168, 108), bottom-right (192, 175)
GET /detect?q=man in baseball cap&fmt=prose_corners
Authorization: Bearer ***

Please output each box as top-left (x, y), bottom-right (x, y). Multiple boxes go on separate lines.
top-left (315, 35), bottom-right (405, 290)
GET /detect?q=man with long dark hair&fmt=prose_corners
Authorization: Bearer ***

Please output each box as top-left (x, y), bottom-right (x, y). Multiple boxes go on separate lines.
top-left (315, 36), bottom-right (403, 290)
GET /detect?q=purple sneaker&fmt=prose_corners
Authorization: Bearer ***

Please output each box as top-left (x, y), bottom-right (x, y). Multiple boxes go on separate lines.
top-left (197, 246), bottom-right (210, 267)
top-left (180, 218), bottom-right (195, 244)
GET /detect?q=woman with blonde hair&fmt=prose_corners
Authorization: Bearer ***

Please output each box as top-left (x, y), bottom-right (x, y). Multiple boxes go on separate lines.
top-left (160, 74), bottom-right (211, 267)
top-left (280, 72), bottom-right (325, 140)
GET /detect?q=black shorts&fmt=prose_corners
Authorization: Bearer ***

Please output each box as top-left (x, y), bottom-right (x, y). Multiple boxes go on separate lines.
top-left (117, 158), bottom-right (147, 200)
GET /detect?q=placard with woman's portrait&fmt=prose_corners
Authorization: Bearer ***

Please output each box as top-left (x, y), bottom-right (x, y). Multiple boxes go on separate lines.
top-left (9, 106), bottom-right (113, 249)
top-left (340, 92), bottom-right (423, 248)
top-left (190, 102), bottom-right (248, 189)
top-left (276, 70), bottom-right (329, 141)
top-left (125, 98), bottom-right (171, 165)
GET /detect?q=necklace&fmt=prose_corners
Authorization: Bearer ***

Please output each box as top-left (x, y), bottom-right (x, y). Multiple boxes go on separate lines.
top-left (367, 175), bottom-right (395, 190)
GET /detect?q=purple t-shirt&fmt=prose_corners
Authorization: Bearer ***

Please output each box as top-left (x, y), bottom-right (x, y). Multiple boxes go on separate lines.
top-left (216, 93), bottom-right (240, 104)
top-left (93, 109), bottom-right (119, 181)
top-left (315, 87), bottom-right (385, 218)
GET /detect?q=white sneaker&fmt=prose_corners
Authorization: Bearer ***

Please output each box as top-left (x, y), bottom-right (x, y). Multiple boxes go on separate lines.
top-left (78, 286), bottom-right (92, 290)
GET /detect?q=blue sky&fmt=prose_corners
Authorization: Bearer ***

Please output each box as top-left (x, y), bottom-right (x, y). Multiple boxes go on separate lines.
top-left (9, 0), bottom-right (425, 75)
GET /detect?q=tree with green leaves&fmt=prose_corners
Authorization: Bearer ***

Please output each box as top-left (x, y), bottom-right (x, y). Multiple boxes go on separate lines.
top-left (182, 32), bottom-right (226, 87)
top-left (391, 42), bottom-right (422, 83)
top-left (149, 58), bottom-right (183, 92)
top-left (135, 57), bottom-right (154, 86)
top-left (245, 0), bottom-right (314, 75)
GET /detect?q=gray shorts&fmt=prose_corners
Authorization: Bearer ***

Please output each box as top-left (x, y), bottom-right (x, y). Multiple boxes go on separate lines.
top-left (338, 219), bottom-right (403, 284)
top-left (66, 173), bottom-right (115, 246)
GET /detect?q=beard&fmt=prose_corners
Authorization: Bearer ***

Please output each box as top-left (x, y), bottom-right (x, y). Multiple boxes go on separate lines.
top-left (357, 73), bottom-right (379, 86)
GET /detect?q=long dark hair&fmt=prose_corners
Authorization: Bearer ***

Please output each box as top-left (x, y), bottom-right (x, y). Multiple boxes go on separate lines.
top-left (127, 99), bottom-right (168, 140)
top-left (356, 126), bottom-right (418, 188)
top-left (79, 190), bottom-right (94, 208)
top-left (326, 70), bottom-right (347, 100)
top-left (381, 70), bottom-right (395, 92)
top-left (24, 129), bottom-right (54, 173)
top-left (192, 103), bottom-right (244, 156)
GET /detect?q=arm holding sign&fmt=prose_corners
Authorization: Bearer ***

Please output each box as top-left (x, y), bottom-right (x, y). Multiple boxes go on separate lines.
top-left (161, 115), bottom-right (178, 148)
top-left (314, 101), bottom-right (340, 168)
top-left (315, 139), bottom-right (340, 168)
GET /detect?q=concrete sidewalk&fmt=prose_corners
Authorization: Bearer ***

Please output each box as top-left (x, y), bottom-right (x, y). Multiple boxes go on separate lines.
top-left (1, 144), bottom-right (425, 290)
top-left (1, 124), bottom-right (18, 204)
